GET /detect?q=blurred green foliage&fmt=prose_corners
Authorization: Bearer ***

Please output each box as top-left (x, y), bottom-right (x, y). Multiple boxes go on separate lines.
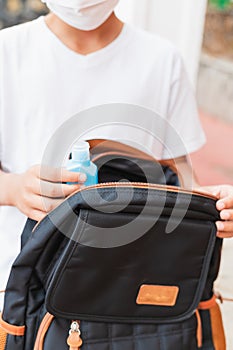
top-left (209, 0), bottom-right (232, 9)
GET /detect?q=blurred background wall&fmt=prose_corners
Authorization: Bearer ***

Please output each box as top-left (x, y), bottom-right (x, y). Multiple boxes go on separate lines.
top-left (0, 0), bottom-right (48, 28)
top-left (198, 0), bottom-right (233, 123)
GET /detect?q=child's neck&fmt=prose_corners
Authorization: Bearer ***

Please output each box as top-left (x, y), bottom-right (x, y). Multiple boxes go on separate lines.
top-left (45, 12), bottom-right (124, 55)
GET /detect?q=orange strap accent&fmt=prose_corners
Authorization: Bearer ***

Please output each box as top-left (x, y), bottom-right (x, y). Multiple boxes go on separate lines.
top-left (0, 313), bottom-right (25, 336)
top-left (198, 295), bottom-right (226, 350)
top-left (195, 310), bottom-right (203, 348)
top-left (210, 301), bottom-right (226, 350)
top-left (33, 313), bottom-right (54, 350)
top-left (198, 295), bottom-right (216, 310)
top-left (0, 327), bottom-right (7, 349)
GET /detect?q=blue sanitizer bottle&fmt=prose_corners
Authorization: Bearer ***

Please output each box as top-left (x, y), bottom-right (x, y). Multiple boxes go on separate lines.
top-left (67, 141), bottom-right (98, 186)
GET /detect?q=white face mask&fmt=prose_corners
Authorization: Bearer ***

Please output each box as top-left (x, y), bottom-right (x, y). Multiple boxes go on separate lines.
top-left (42, 0), bottom-right (120, 31)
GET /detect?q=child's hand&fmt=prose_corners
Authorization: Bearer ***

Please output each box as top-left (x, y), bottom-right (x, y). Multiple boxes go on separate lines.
top-left (199, 185), bottom-right (233, 238)
top-left (8, 164), bottom-right (86, 221)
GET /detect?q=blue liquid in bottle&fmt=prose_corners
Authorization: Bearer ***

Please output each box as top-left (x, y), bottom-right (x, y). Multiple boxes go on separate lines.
top-left (66, 141), bottom-right (98, 186)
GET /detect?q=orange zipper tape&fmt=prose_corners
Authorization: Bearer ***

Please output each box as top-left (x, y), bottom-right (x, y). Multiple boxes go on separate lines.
top-left (33, 313), bottom-right (54, 350)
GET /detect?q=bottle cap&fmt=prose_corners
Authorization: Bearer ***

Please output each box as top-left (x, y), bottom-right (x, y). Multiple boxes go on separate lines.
top-left (72, 141), bottom-right (90, 161)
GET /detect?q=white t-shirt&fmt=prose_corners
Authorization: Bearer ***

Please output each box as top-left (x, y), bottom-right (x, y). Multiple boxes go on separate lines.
top-left (0, 16), bottom-right (205, 299)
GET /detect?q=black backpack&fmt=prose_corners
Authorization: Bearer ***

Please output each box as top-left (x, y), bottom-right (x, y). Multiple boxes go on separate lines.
top-left (0, 154), bottom-right (226, 350)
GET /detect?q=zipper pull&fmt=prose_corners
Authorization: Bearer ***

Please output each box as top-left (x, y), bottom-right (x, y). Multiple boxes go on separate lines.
top-left (67, 321), bottom-right (83, 350)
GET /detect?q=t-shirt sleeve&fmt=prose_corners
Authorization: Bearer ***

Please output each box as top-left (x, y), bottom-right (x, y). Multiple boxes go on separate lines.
top-left (161, 52), bottom-right (206, 160)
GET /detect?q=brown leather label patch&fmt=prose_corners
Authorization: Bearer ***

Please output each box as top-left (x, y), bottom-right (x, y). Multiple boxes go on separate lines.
top-left (136, 285), bottom-right (179, 306)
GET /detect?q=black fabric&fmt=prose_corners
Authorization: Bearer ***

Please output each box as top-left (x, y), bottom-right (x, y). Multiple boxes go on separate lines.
top-left (199, 310), bottom-right (214, 349)
top-left (96, 155), bottom-right (222, 305)
top-left (20, 218), bottom-right (36, 249)
top-left (2, 184), bottom-right (220, 350)
top-left (43, 315), bottom-right (198, 350)
top-left (2, 157), bottom-right (222, 350)
top-left (45, 189), bottom-right (217, 323)
top-left (95, 155), bottom-right (179, 186)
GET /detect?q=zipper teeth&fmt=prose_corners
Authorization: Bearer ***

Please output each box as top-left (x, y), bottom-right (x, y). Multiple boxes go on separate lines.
top-left (32, 182), bottom-right (216, 233)
top-left (78, 182), bottom-right (216, 200)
